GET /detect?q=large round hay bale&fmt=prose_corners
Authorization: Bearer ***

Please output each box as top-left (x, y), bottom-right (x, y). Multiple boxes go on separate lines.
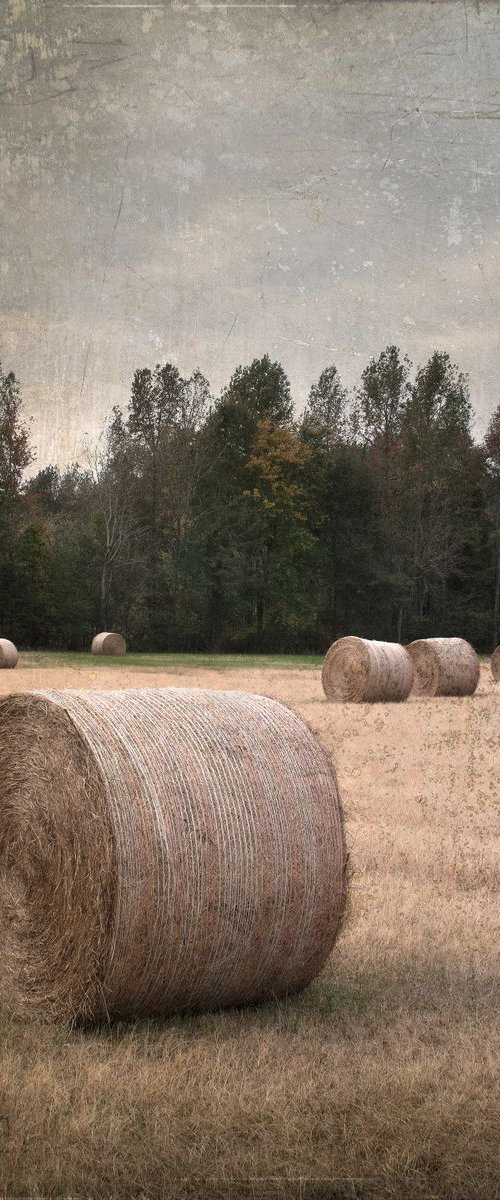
top-left (491, 646), bottom-right (500, 681)
top-left (0, 687), bottom-right (346, 1023)
top-left (407, 637), bottom-right (480, 697)
top-left (321, 636), bottom-right (413, 702)
top-left (0, 639), bottom-right (18, 669)
top-left (91, 631), bottom-right (126, 656)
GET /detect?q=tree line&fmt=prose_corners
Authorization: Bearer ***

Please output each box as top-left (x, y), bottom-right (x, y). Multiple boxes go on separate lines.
top-left (1, 345), bottom-right (500, 654)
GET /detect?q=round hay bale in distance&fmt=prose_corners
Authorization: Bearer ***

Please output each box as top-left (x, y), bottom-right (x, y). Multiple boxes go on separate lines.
top-left (322, 636), bottom-right (413, 702)
top-left (407, 637), bottom-right (479, 697)
top-left (491, 646), bottom-right (500, 682)
top-left (91, 631), bottom-right (127, 656)
top-left (0, 639), bottom-right (18, 669)
top-left (0, 687), bottom-right (347, 1023)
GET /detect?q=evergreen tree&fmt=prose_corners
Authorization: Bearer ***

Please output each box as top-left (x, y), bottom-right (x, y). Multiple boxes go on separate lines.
top-left (198, 356), bottom-right (294, 647)
top-left (356, 345), bottom-right (411, 454)
top-left (399, 352), bottom-right (477, 636)
top-left (301, 364), bottom-right (350, 451)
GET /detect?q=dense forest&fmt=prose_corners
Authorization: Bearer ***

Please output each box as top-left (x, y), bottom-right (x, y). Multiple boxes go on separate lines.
top-left (1, 346), bottom-right (500, 654)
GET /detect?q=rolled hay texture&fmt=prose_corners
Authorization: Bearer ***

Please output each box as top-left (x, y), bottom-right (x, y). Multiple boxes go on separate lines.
top-left (321, 636), bottom-right (414, 702)
top-left (0, 639), bottom-right (18, 669)
top-left (91, 631), bottom-right (127, 656)
top-left (0, 687), bottom-right (346, 1023)
top-left (491, 646), bottom-right (500, 682)
top-left (407, 637), bottom-right (480, 697)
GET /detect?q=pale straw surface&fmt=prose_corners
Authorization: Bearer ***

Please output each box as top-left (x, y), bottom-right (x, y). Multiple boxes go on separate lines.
top-left (0, 687), bottom-right (346, 1023)
top-left (0, 638), bottom-right (18, 669)
top-left (408, 637), bottom-right (480, 697)
top-left (491, 645), bottom-right (500, 681)
top-left (322, 636), bottom-right (413, 702)
top-left (91, 632), bottom-right (127, 656)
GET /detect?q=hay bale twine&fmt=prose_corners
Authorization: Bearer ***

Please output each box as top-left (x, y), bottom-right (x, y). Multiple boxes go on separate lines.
top-left (0, 639), bottom-right (18, 669)
top-left (407, 637), bottom-right (480, 697)
top-left (491, 646), bottom-right (500, 681)
top-left (322, 636), bottom-right (413, 702)
top-left (0, 687), bottom-right (346, 1023)
top-left (91, 631), bottom-right (127, 656)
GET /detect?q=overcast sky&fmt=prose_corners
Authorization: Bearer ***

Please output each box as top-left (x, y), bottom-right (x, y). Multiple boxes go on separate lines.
top-left (1, 0), bottom-right (500, 468)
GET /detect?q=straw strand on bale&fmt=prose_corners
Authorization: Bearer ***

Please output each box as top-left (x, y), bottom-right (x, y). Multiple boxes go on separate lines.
top-left (91, 632), bottom-right (127, 656)
top-left (0, 639), bottom-right (18, 669)
top-left (0, 687), bottom-right (346, 1024)
top-left (407, 637), bottom-right (480, 697)
top-left (491, 646), bottom-right (500, 682)
top-left (322, 636), bottom-right (413, 703)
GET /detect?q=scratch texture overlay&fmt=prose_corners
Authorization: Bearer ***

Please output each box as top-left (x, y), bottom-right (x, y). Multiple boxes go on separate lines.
top-left (0, 0), bottom-right (499, 465)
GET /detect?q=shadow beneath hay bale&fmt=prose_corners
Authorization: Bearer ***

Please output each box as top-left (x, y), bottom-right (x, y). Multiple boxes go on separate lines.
top-left (63, 948), bottom-right (500, 1045)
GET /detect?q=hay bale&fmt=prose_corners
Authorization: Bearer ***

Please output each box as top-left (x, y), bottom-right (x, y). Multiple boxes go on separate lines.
top-left (491, 646), bottom-right (500, 681)
top-left (91, 631), bottom-right (127, 656)
top-left (0, 687), bottom-right (346, 1023)
top-left (0, 639), bottom-right (18, 669)
top-left (322, 636), bottom-right (413, 702)
top-left (407, 637), bottom-right (480, 697)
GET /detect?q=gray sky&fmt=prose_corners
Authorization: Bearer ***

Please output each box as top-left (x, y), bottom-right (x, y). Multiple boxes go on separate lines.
top-left (1, 0), bottom-right (500, 468)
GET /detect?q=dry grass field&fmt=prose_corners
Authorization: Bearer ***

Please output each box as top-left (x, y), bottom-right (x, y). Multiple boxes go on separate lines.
top-left (0, 657), bottom-right (498, 1199)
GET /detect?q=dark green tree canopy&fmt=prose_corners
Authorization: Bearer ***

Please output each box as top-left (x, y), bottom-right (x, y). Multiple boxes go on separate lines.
top-left (403, 351), bottom-right (473, 451)
top-left (301, 364), bottom-right (350, 451)
top-left (356, 345), bottom-right (411, 450)
top-left (221, 355), bottom-right (293, 426)
top-left (0, 346), bottom-right (496, 654)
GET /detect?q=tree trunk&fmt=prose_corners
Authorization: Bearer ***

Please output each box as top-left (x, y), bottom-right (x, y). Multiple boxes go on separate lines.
top-left (256, 597), bottom-right (264, 637)
top-left (396, 604), bottom-right (403, 643)
top-left (100, 562), bottom-right (108, 627)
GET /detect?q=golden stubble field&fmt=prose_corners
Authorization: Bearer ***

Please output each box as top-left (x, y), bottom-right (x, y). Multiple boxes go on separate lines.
top-left (0, 661), bottom-right (498, 1199)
